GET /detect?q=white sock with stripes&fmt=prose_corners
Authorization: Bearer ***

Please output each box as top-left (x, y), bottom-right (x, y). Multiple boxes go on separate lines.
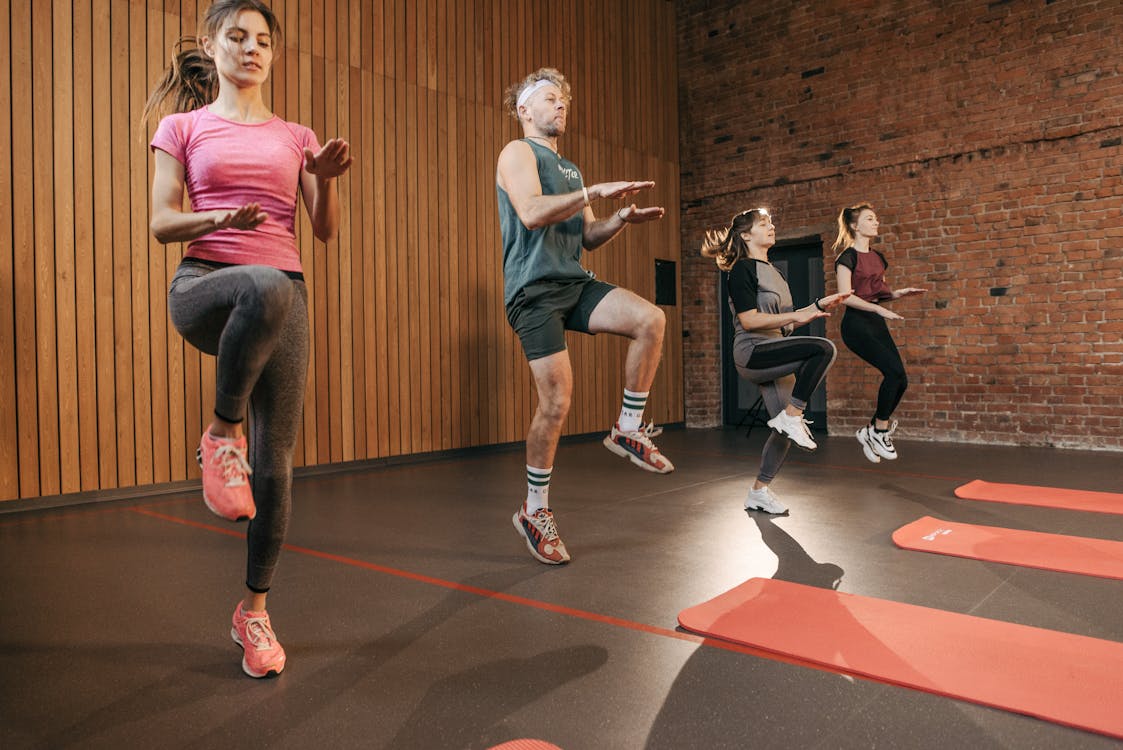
top-left (618, 389), bottom-right (649, 433)
top-left (525, 465), bottom-right (552, 514)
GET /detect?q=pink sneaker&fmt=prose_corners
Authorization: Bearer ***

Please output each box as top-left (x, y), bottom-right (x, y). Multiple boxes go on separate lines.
top-left (602, 423), bottom-right (675, 473)
top-left (196, 431), bottom-right (255, 521)
top-left (231, 601), bottom-right (286, 678)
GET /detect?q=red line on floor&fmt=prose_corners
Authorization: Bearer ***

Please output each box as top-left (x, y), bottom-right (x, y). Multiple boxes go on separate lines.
top-left (128, 506), bottom-right (840, 674)
top-left (0, 496), bottom-right (195, 527)
top-left (2, 444), bottom-right (971, 529)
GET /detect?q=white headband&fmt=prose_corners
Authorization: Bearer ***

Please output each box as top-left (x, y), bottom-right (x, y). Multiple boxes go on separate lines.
top-left (516, 79), bottom-right (554, 109)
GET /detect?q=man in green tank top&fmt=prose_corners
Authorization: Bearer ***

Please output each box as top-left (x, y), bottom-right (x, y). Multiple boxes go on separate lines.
top-left (496, 67), bottom-right (675, 566)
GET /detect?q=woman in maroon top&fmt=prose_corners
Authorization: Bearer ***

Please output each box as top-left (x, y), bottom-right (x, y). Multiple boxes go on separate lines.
top-left (832, 204), bottom-right (926, 463)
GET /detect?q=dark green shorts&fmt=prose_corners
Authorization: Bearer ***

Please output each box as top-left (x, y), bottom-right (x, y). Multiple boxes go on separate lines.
top-left (505, 278), bottom-right (617, 361)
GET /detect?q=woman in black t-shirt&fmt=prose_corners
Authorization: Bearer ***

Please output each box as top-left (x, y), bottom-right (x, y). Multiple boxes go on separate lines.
top-left (703, 208), bottom-right (847, 514)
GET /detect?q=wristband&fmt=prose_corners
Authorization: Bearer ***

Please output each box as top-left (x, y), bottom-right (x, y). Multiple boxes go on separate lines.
top-left (617, 207), bottom-right (628, 223)
top-left (813, 297), bottom-right (824, 311)
top-left (582, 186), bottom-right (590, 206)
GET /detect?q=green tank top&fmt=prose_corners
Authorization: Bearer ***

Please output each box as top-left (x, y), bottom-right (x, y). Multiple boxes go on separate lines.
top-left (497, 139), bottom-right (592, 306)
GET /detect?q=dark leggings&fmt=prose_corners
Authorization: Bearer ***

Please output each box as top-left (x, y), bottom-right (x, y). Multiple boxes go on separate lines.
top-left (737, 336), bottom-right (837, 484)
top-left (841, 308), bottom-right (907, 422)
top-left (168, 261), bottom-right (309, 592)
top-left (744, 336), bottom-right (837, 410)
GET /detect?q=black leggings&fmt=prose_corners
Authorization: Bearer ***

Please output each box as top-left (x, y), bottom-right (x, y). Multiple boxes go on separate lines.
top-left (841, 308), bottom-right (907, 422)
top-left (744, 336), bottom-right (837, 409)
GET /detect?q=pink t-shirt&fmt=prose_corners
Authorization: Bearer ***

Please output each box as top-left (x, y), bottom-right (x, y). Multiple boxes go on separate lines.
top-left (150, 106), bottom-right (321, 273)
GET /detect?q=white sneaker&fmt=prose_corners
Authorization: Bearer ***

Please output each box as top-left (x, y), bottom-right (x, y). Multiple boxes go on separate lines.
top-left (868, 425), bottom-right (898, 460)
top-left (641, 421), bottom-right (663, 438)
top-left (856, 426), bottom-right (881, 464)
top-left (766, 410), bottom-right (817, 451)
top-left (745, 486), bottom-right (788, 514)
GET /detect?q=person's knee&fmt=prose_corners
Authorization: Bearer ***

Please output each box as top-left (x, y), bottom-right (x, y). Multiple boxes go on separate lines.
top-left (537, 390), bottom-right (571, 423)
top-left (639, 304), bottom-right (665, 342)
top-left (819, 338), bottom-right (837, 364)
top-left (246, 268), bottom-right (294, 327)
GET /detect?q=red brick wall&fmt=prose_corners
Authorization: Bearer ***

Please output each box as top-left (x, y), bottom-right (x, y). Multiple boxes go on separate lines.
top-left (677, 0), bottom-right (1123, 449)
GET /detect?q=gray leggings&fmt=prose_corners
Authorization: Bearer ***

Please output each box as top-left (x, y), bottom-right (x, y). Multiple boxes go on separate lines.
top-left (168, 261), bottom-right (309, 592)
top-left (736, 336), bottom-right (837, 485)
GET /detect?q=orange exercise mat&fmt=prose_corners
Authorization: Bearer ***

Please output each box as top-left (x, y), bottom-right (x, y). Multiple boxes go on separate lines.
top-left (954, 480), bottom-right (1123, 514)
top-left (678, 578), bottom-right (1123, 739)
top-left (893, 516), bottom-right (1123, 580)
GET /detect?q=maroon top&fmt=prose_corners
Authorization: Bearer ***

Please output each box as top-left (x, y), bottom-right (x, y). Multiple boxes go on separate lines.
top-left (835, 247), bottom-right (893, 302)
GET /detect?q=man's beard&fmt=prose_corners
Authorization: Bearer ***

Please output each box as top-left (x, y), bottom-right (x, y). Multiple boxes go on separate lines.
top-left (540, 121), bottom-right (563, 138)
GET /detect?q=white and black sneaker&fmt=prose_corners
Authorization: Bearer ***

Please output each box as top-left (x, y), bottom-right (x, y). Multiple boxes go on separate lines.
top-left (869, 424), bottom-right (898, 460)
top-left (856, 425), bottom-right (881, 464)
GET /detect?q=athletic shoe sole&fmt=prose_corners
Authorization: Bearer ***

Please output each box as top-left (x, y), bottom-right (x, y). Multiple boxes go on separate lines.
top-left (230, 629), bottom-right (284, 678)
top-left (744, 499), bottom-right (789, 514)
top-left (767, 421), bottom-right (817, 451)
top-left (202, 490), bottom-right (253, 522)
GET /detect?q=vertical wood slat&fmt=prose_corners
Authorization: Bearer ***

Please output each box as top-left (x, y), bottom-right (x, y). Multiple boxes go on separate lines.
top-left (110, 0), bottom-right (136, 488)
top-left (1, 0), bottom-right (682, 501)
top-left (73, 0), bottom-right (100, 491)
top-left (369, 0), bottom-right (388, 459)
top-left (33, 0), bottom-right (61, 496)
top-left (324, 0), bottom-right (344, 463)
top-left (162, 6), bottom-right (186, 484)
top-left (49, 0), bottom-right (79, 495)
top-left (0, 0), bottom-right (19, 497)
top-left (92, 0), bottom-right (119, 489)
top-left (13, 0), bottom-right (40, 494)
top-left (129, 0), bottom-right (152, 485)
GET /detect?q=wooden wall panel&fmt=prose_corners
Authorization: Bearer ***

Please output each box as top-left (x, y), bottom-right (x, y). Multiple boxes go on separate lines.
top-left (0, 0), bottom-right (16, 497)
top-left (1, 0), bottom-right (683, 501)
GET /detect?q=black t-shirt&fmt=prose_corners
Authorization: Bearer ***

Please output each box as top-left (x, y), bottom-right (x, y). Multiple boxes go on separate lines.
top-left (728, 259), bottom-right (759, 314)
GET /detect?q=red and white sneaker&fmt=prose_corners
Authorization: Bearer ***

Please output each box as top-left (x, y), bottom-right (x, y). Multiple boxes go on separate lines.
top-left (231, 601), bottom-right (286, 678)
top-left (641, 421), bottom-right (664, 438)
top-left (196, 431), bottom-right (255, 521)
top-left (512, 505), bottom-right (570, 565)
top-left (602, 423), bottom-right (675, 473)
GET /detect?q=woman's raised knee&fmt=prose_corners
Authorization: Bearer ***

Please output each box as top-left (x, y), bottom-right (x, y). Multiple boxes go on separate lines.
top-left (243, 268), bottom-right (294, 327)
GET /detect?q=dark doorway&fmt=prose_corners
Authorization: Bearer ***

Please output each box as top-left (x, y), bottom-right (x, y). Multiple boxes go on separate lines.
top-left (721, 238), bottom-right (829, 431)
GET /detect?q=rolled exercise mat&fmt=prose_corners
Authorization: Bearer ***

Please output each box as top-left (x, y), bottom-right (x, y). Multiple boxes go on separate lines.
top-left (678, 577), bottom-right (1123, 739)
top-left (954, 480), bottom-right (1123, 515)
top-left (893, 516), bottom-right (1123, 580)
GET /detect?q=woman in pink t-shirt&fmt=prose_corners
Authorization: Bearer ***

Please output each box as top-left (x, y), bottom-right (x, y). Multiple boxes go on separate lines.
top-left (144, 0), bottom-right (352, 679)
top-left (832, 203), bottom-right (927, 464)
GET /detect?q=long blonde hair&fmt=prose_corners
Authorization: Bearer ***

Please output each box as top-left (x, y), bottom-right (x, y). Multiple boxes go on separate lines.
top-left (700, 208), bottom-right (769, 272)
top-left (830, 202), bottom-right (875, 254)
top-left (140, 0), bottom-right (282, 127)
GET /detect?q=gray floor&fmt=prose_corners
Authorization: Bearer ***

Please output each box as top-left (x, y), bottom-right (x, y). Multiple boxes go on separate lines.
top-left (2, 428), bottom-right (1121, 749)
